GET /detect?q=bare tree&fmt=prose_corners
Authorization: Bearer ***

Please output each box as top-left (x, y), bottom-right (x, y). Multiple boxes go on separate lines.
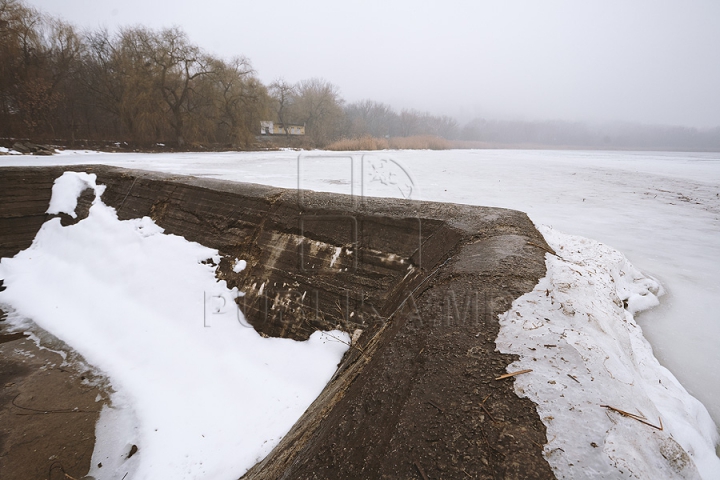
top-left (0, 0), bottom-right (53, 134)
top-left (141, 27), bottom-right (212, 146)
top-left (397, 109), bottom-right (421, 137)
top-left (293, 77), bottom-right (344, 146)
top-left (344, 99), bottom-right (397, 138)
top-left (97, 27), bottom-right (165, 142)
top-left (208, 56), bottom-right (269, 146)
top-left (268, 78), bottom-right (296, 137)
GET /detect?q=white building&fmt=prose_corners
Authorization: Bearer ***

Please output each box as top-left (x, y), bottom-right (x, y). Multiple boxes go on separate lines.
top-left (260, 121), bottom-right (305, 135)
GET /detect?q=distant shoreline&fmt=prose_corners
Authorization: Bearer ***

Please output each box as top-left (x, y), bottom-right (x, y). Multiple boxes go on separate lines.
top-left (3, 137), bottom-right (720, 155)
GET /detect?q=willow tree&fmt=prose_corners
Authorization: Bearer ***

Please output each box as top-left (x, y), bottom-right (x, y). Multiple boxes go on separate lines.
top-left (209, 56), bottom-right (269, 146)
top-left (292, 78), bottom-right (344, 146)
top-left (142, 27), bottom-right (212, 147)
top-left (0, 0), bottom-right (81, 136)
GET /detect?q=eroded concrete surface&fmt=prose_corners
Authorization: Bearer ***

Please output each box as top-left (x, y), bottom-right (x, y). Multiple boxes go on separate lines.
top-left (0, 323), bottom-right (106, 480)
top-left (0, 166), bottom-right (556, 479)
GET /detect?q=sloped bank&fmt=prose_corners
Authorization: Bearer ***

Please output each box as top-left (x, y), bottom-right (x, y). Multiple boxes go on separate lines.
top-left (0, 165), bottom-right (555, 478)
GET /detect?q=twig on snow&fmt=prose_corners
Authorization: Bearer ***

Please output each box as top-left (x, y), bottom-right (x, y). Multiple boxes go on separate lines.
top-left (600, 405), bottom-right (663, 430)
top-left (495, 369), bottom-right (533, 380)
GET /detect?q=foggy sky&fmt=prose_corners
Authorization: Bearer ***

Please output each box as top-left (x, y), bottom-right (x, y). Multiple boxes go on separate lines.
top-left (25, 0), bottom-right (720, 128)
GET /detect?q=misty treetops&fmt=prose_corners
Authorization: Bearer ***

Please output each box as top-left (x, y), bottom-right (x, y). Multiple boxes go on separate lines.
top-left (4, 0), bottom-right (717, 151)
top-left (0, 0), bottom-right (457, 149)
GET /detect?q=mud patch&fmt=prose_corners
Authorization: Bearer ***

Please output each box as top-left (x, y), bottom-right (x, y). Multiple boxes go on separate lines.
top-left (0, 332), bottom-right (106, 480)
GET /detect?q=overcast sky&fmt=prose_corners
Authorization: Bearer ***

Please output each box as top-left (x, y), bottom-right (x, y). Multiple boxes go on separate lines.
top-left (25, 0), bottom-right (720, 128)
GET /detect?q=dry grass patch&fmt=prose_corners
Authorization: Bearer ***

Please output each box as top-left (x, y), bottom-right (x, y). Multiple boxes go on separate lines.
top-left (388, 135), bottom-right (450, 150)
top-left (326, 135), bottom-right (451, 151)
top-left (325, 136), bottom-right (389, 151)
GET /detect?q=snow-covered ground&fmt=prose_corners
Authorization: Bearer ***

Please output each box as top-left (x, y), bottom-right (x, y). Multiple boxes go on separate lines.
top-left (0, 146), bottom-right (22, 155)
top-left (0, 172), bottom-right (349, 479)
top-left (498, 225), bottom-right (719, 478)
top-left (1, 149), bottom-right (719, 477)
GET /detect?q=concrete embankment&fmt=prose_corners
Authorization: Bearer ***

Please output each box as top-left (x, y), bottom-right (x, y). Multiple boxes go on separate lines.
top-left (0, 165), bottom-right (555, 479)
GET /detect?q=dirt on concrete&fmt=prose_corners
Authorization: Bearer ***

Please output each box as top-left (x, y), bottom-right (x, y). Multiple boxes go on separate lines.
top-left (0, 165), bottom-right (556, 479)
top-left (0, 322), bottom-right (106, 480)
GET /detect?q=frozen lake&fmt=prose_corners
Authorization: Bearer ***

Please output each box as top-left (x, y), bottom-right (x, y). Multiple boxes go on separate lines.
top-left (3, 148), bottom-right (720, 430)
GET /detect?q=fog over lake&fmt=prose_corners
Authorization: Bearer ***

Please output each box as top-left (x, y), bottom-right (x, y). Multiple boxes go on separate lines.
top-left (25, 0), bottom-right (720, 128)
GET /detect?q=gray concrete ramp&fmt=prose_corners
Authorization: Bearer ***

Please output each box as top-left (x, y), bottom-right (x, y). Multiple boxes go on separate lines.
top-left (0, 166), bottom-right (555, 479)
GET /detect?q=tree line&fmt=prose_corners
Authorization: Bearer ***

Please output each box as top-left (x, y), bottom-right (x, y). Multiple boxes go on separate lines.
top-left (1, 0), bottom-right (268, 147)
top-left (0, 0), bottom-right (459, 149)
top-left (2, 0), bottom-right (717, 151)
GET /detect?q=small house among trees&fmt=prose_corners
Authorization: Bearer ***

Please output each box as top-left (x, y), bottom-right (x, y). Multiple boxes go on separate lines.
top-left (260, 121), bottom-right (305, 136)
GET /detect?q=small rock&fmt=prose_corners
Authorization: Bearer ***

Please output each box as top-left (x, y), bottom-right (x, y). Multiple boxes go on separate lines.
top-left (12, 142), bottom-right (30, 153)
top-left (127, 444), bottom-right (138, 458)
top-left (10, 141), bottom-right (55, 155)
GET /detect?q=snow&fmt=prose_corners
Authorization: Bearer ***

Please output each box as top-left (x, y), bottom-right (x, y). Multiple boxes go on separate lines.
top-left (0, 146), bottom-right (22, 155)
top-left (2, 149), bottom-right (720, 475)
top-left (232, 258), bottom-right (247, 273)
top-left (46, 171), bottom-right (104, 218)
top-left (53, 148), bottom-right (106, 155)
top-left (0, 172), bottom-right (349, 479)
top-left (496, 225), bottom-right (720, 479)
top-left (329, 246), bottom-right (342, 268)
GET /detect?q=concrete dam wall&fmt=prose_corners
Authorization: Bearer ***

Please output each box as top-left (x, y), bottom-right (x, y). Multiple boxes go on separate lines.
top-left (0, 166), bottom-right (555, 479)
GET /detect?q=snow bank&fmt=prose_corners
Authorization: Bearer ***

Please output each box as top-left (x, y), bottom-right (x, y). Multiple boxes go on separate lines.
top-left (496, 226), bottom-right (720, 479)
top-left (46, 171), bottom-right (104, 218)
top-left (53, 148), bottom-right (106, 155)
top-left (0, 172), bottom-right (349, 479)
top-left (0, 146), bottom-right (22, 155)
